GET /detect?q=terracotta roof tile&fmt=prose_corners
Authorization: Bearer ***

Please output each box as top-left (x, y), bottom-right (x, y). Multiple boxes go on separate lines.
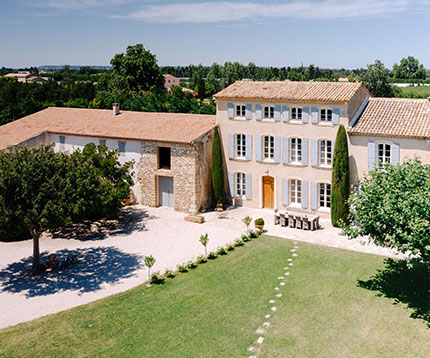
top-left (349, 98), bottom-right (430, 139)
top-left (213, 80), bottom-right (367, 104)
top-left (0, 107), bottom-right (215, 150)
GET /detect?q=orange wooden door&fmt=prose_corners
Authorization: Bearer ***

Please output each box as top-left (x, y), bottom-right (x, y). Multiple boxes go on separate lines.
top-left (263, 176), bottom-right (274, 209)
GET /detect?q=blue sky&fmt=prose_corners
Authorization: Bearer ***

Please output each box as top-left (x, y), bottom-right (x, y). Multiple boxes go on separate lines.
top-left (1, 0), bottom-right (430, 69)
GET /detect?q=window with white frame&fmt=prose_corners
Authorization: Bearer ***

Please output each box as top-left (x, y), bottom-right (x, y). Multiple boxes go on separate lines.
top-left (236, 105), bottom-right (246, 117)
top-left (118, 141), bottom-right (126, 157)
top-left (99, 139), bottom-right (106, 147)
top-left (320, 109), bottom-right (332, 122)
top-left (59, 136), bottom-right (65, 151)
top-left (291, 107), bottom-right (302, 121)
top-left (377, 143), bottom-right (391, 166)
top-left (264, 106), bottom-right (274, 119)
top-left (290, 138), bottom-right (302, 164)
top-left (236, 134), bottom-right (246, 159)
top-left (263, 135), bottom-right (275, 160)
top-left (290, 179), bottom-right (301, 205)
top-left (319, 183), bottom-right (331, 209)
top-left (319, 140), bottom-right (332, 167)
top-left (235, 172), bottom-right (246, 197)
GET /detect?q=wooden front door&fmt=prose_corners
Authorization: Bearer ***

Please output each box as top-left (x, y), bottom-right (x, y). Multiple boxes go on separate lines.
top-left (262, 176), bottom-right (274, 209)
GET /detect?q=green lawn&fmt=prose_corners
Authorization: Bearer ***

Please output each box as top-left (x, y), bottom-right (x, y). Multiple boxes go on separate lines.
top-left (0, 235), bottom-right (428, 357)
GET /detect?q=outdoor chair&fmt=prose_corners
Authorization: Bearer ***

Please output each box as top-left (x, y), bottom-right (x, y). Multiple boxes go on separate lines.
top-left (279, 213), bottom-right (287, 227)
top-left (288, 214), bottom-right (295, 228)
top-left (295, 215), bottom-right (303, 229)
top-left (274, 209), bottom-right (280, 225)
top-left (302, 217), bottom-right (311, 230)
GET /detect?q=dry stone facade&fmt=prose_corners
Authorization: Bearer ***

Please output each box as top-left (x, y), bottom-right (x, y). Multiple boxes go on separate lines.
top-left (137, 131), bottom-right (212, 213)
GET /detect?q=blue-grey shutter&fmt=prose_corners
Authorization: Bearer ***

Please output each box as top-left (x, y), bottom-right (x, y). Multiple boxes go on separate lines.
top-left (368, 141), bottom-right (376, 171)
top-left (255, 135), bottom-right (262, 161)
top-left (282, 137), bottom-right (289, 164)
top-left (274, 105), bottom-right (281, 122)
top-left (302, 138), bottom-right (309, 166)
top-left (311, 107), bottom-right (318, 124)
top-left (245, 134), bottom-right (252, 161)
top-left (245, 104), bottom-right (252, 119)
top-left (282, 178), bottom-right (289, 206)
top-left (332, 108), bottom-right (340, 125)
top-left (302, 107), bottom-right (309, 124)
top-left (282, 106), bottom-right (289, 122)
top-left (311, 138), bottom-right (318, 166)
top-left (301, 180), bottom-right (308, 209)
top-left (391, 143), bottom-right (400, 165)
top-left (245, 174), bottom-right (252, 200)
top-left (274, 136), bottom-right (281, 163)
top-left (256, 104), bottom-right (262, 121)
top-left (228, 172), bottom-right (234, 197)
top-left (310, 182), bottom-right (317, 210)
top-left (228, 103), bottom-right (234, 119)
top-left (228, 133), bottom-right (234, 159)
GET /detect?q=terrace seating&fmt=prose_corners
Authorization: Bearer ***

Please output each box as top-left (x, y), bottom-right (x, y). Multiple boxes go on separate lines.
top-left (274, 209), bottom-right (320, 231)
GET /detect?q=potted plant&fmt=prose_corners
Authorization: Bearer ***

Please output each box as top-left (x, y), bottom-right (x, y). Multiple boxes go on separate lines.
top-left (254, 218), bottom-right (265, 232)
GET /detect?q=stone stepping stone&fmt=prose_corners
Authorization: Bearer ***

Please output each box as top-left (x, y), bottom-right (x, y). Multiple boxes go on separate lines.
top-left (269, 299), bottom-right (275, 303)
top-left (294, 241), bottom-right (298, 244)
top-left (289, 263), bottom-right (293, 266)
top-left (285, 272), bottom-right (290, 276)
top-left (276, 293), bottom-right (282, 297)
top-left (278, 276), bottom-right (285, 280)
top-left (263, 322), bottom-right (271, 328)
top-left (293, 253), bottom-right (298, 257)
top-left (248, 346), bottom-right (256, 352)
top-left (275, 287), bottom-right (280, 291)
top-left (249, 356), bottom-right (257, 358)
top-left (265, 314), bottom-right (271, 318)
top-left (271, 306), bottom-right (277, 312)
top-left (280, 282), bottom-right (285, 286)
top-left (294, 246), bottom-right (299, 249)
top-left (256, 328), bottom-right (265, 334)
top-left (257, 336), bottom-right (264, 344)
top-left (290, 249), bottom-right (296, 252)
top-left (283, 267), bottom-right (289, 270)
top-left (288, 259), bottom-right (293, 262)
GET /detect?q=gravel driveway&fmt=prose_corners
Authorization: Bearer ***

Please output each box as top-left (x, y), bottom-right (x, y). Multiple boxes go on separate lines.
top-left (0, 205), bottom-right (402, 329)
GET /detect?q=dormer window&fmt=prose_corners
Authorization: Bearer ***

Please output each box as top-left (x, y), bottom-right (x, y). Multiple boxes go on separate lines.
top-left (264, 106), bottom-right (274, 119)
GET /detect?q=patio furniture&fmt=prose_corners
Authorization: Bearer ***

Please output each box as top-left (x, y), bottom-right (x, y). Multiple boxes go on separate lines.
top-left (295, 215), bottom-right (303, 229)
top-left (288, 214), bottom-right (296, 228)
top-left (302, 216), bottom-right (311, 230)
top-left (274, 209), bottom-right (280, 225)
top-left (279, 212), bottom-right (287, 227)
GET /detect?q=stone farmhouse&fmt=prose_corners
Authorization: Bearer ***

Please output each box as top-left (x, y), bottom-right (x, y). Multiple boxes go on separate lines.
top-left (1, 80), bottom-right (430, 217)
top-left (0, 106), bottom-right (215, 213)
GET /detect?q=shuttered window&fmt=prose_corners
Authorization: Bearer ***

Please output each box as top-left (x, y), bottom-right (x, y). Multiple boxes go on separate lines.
top-left (264, 106), bottom-right (275, 119)
top-left (320, 109), bottom-right (332, 122)
top-left (263, 135), bottom-right (275, 160)
top-left (291, 107), bottom-right (302, 121)
top-left (236, 105), bottom-right (246, 117)
top-left (290, 138), bottom-right (302, 164)
top-left (290, 179), bottom-right (301, 205)
top-left (319, 183), bottom-right (331, 208)
top-left (59, 136), bottom-right (65, 151)
top-left (377, 143), bottom-right (391, 166)
top-left (236, 173), bottom-right (246, 197)
top-left (319, 140), bottom-right (332, 167)
top-left (236, 134), bottom-right (246, 159)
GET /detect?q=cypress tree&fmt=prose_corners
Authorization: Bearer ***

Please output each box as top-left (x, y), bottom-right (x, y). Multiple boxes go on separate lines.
top-left (331, 124), bottom-right (350, 227)
top-left (211, 126), bottom-right (226, 207)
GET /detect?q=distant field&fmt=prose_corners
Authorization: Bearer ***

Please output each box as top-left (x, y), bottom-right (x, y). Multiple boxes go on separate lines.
top-left (396, 85), bottom-right (430, 98)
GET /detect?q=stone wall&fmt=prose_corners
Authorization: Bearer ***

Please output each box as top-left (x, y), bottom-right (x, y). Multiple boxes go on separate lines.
top-left (137, 134), bottom-right (213, 212)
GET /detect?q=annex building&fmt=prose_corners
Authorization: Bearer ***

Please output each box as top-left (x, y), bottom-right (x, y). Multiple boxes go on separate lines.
top-left (1, 80), bottom-right (430, 216)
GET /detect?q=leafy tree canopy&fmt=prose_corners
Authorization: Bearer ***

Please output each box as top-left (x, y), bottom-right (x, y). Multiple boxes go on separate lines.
top-left (110, 44), bottom-right (164, 93)
top-left (362, 60), bottom-right (397, 97)
top-left (393, 56), bottom-right (426, 80)
top-left (342, 158), bottom-right (430, 263)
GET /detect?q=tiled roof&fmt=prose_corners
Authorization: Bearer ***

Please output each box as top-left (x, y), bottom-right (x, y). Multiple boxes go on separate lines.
top-left (0, 107), bottom-right (215, 150)
top-left (213, 80), bottom-right (367, 103)
top-left (349, 98), bottom-right (430, 139)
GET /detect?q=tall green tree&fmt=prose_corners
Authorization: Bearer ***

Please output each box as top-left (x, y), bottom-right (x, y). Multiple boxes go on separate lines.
top-left (393, 56), bottom-right (426, 80)
top-left (331, 124), bottom-right (350, 227)
top-left (342, 158), bottom-right (430, 264)
top-left (211, 127), bottom-right (226, 207)
top-left (0, 144), bottom-right (133, 274)
top-left (361, 60), bottom-right (396, 97)
top-left (110, 44), bottom-right (164, 93)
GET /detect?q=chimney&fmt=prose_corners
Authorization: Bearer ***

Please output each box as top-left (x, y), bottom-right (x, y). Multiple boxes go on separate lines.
top-left (112, 103), bottom-right (120, 116)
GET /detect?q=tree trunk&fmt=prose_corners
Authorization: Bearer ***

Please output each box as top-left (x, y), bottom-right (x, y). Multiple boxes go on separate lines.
top-left (32, 231), bottom-right (41, 275)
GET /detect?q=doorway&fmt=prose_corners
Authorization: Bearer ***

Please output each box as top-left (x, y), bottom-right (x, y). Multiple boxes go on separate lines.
top-left (262, 176), bottom-right (274, 209)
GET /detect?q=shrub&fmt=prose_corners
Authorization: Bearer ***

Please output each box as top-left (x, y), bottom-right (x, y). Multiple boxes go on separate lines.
top-left (242, 216), bottom-right (252, 233)
top-left (234, 239), bottom-right (245, 247)
top-left (178, 264), bottom-right (188, 273)
top-left (199, 233), bottom-right (209, 256)
top-left (254, 218), bottom-right (265, 226)
top-left (207, 252), bottom-right (218, 260)
top-left (241, 234), bottom-right (250, 242)
top-left (150, 272), bottom-right (165, 285)
top-left (249, 230), bottom-right (258, 239)
top-left (226, 244), bottom-right (235, 251)
top-left (196, 255), bottom-right (208, 264)
top-left (164, 270), bottom-right (175, 279)
top-left (217, 247), bottom-right (227, 255)
top-left (211, 127), bottom-right (226, 207)
top-left (187, 261), bottom-right (198, 269)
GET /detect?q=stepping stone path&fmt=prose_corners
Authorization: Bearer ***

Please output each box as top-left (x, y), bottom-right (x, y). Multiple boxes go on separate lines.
top-left (248, 243), bottom-right (299, 357)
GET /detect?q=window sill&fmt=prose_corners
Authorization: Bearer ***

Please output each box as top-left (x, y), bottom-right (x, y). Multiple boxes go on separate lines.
top-left (231, 117), bottom-right (248, 121)
top-left (290, 203), bottom-right (301, 208)
top-left (287, 162), bottom-right (306, 167)
top-left (318, 165), bottom-right (332, 169)
top-left (288, 120), bottom-right (304, 125)
top-left (261, 159), bottom-right (277, 164)
top-left (318, 207), bottom-right (330, 213)
top-left (232, 157), bottom-right (248, 161)
top-left (317, 122), bottom-right (334, 126)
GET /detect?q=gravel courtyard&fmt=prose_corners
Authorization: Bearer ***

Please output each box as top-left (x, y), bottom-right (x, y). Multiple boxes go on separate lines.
top-left (0, 205), bottom-right (402, 329)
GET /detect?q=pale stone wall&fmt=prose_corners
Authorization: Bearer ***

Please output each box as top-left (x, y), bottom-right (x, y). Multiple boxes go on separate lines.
top-left (137, 135), bottom-right (212, 213)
